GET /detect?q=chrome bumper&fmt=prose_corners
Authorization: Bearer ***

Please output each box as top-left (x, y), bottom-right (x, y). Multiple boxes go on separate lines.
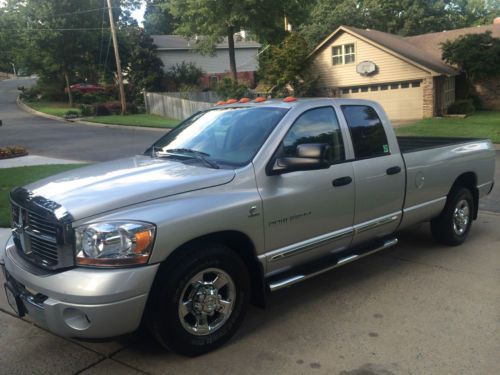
top-left (2, 236), bottom-right (159, 338)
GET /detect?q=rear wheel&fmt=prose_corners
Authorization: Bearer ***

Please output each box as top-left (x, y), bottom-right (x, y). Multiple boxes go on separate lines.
top-left (431, 187), bottom-right (474, 246)
top-left (148, 242), bottom-right (250, 356)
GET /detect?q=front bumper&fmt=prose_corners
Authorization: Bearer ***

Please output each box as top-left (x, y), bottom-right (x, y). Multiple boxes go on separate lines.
top-left (1, 236), bottom-right (159, 338)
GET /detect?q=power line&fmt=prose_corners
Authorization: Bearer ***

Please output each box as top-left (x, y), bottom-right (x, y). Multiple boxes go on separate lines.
top-left (0, 28), bottom-right (111, 31)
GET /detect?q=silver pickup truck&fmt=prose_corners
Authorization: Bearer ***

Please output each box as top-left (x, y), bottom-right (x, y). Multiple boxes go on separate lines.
top-left (1, 98), bottom-right (495, 356)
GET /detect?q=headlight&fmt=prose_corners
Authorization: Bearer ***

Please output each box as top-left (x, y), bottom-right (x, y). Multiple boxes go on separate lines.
top-left (75, 221), bottom-right (156, 267)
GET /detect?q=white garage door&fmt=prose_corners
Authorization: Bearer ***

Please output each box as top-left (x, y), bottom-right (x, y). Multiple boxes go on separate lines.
top-left (341, 81), bottom-right (423, 120)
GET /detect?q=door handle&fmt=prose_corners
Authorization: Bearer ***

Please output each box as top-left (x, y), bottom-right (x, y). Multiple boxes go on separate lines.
top-left (332, 176), bottom-right (352, 187)
top-left (386, 166), bottom-right (401, 175)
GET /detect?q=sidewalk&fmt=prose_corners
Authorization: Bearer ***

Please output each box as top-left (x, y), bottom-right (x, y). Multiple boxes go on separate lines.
top-left (0, 154), bottom-right (85, 169)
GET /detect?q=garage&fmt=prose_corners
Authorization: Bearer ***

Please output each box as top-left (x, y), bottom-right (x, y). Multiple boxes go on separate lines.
top-left (341, 80), bottom-right (423, 120)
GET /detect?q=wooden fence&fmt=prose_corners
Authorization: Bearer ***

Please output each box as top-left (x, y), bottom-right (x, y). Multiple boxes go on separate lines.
top-left (144, 92), bottom-right (215, 120)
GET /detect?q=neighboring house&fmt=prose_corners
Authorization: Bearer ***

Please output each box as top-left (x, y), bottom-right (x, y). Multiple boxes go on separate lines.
top-left (152, 35), bottom-right (261, 88)
top-left (309, 22), bottom-right (500, 120)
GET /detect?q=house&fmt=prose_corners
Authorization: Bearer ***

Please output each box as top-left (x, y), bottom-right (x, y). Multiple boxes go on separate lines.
top-left (152, 35), bottom-right (261, 88)
top-left (309, 22), bottom-right (500, 120)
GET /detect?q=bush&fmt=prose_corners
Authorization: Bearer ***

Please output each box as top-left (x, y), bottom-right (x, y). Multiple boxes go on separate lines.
top-left (166, 62), bottom-right (204, 90)
top-left (95, 104), bottom-right (111, 116)
top-left (468, 94), bottom-right (483, 111)
top-left (215, 78), bottom-right (249, 100)
top-left (81, 93), bottom-right (97, 104)
top-left (79, 104), bottom-right (95, 117)
top-left (64, 110), bottom-right (80, 119)
top-left (20, 86), bottom-right (41, 101)
top-left (447, 99), bottom-right (475, 115)
top-left (0, 145), bottom-right (28, 159)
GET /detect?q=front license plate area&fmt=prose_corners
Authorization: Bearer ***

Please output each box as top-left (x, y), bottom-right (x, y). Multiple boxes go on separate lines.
top-left (4, 283), bottom-right (25, 317)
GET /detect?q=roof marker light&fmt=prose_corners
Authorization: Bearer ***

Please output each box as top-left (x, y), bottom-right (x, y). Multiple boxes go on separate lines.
top-left (283, 96), bottom-right (297, 102)
top-left (226, 98), bottom-right (238, 104)
top-left (239, 97), bottom-right (250, 103)
top-left (216, 100), bottom-right (226, 105)
top-left (254, 97), bottom-right (266, 102)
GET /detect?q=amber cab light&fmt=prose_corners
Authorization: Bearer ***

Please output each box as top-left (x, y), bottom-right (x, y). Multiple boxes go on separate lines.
top-left (226, 98), bottom-right (238, 104)
top-left (239, 97), bottom-right (250, 103)
top-left (216, 100), bottom-right (226, 105)
top-left (283, 96), bottom-right (297, 102)
top-left (254, 97), bottom-right (266, 102)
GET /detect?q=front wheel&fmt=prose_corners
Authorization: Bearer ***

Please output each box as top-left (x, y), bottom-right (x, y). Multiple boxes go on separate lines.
top-left (148, 242), bottom-right (250, 356)
top-left (431, 187), bottom-right (474, 246)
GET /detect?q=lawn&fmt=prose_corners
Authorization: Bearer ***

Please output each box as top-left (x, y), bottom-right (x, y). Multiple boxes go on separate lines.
top-left (85, 114), bottom-right (179, 128)
top-left (395, 111), bottom-right (500, 143)
top-left (0, 164), bottom-right (86, 227)
top-left (27, 101), bottom-right (78, 117)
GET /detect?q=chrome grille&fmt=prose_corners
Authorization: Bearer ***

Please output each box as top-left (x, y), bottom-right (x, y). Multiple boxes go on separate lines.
top-left (27, 211), bottom-right (58, 237)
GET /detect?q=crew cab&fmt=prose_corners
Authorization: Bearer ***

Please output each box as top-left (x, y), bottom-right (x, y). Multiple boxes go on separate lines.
top-left (1, 98), bottom-right (496, 356)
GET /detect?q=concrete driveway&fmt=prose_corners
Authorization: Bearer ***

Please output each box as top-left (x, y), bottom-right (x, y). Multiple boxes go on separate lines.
top-left (1, 212), bottom-right (499, 374)
top-left (0, 78), bottom-right (162, 162)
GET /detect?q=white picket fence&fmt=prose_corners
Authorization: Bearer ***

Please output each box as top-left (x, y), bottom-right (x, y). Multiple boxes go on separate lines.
top-left (144, 92), bottom-right (215, 120)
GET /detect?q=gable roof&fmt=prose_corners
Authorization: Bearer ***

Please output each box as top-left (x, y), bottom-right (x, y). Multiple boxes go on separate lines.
top-left (152, 35), bottom-right (261, 50)
top-left (309, 25), bottom-right (457, 75)
top-left (405, 24), bottom-right (500, 62)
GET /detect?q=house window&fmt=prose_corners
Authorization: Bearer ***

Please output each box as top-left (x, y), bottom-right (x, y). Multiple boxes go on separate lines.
top-left (401, 82), bottom-right (410, 88)
top-left (361, 86), bottom-right (369, 92)
top-left (342, 88), bottom-right (350, 94)
top-left (332, 43), bottom-right (355, 65)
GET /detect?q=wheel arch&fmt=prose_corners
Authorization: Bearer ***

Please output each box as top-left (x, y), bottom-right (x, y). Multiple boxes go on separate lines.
top-left (450, 172), bottom-right (479, 219)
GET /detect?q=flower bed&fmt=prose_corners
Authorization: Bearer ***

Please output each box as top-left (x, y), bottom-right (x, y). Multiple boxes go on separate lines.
top-left (0, 145), bottom-right (28, 159)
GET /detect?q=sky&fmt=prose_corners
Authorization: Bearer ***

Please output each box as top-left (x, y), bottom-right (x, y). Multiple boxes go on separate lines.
top-left (131, 1), bottom-right (146, 26)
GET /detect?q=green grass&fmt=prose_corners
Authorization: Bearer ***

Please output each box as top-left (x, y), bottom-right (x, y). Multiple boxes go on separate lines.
top-left (0, 164), bottom-right (86, 227)
top-left (395, 111), bottom-right (500, 143)
top-left (85, 114), bottom-right (178, 128)
top-left (27, 101), bottom-right (78, 117)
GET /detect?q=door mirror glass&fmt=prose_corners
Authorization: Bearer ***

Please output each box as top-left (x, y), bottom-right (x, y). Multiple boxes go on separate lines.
top-left (271, 143), bottom-right (330, 174)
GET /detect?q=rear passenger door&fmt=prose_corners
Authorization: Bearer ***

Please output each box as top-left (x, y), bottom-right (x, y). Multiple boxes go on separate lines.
top-left (341, 105), bottom-right (405, 245)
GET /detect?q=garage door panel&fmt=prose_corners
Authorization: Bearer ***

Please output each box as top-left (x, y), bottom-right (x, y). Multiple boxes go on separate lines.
top-left (342, 85), bottom-right (423, 120)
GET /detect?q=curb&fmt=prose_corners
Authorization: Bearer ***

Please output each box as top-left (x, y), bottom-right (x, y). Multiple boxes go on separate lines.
top-left (16, 97), bottom-right (171, 133)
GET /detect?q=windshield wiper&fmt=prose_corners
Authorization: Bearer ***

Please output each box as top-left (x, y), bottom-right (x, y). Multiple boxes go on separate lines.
top-left (161, 148), bottom-right (220, 169)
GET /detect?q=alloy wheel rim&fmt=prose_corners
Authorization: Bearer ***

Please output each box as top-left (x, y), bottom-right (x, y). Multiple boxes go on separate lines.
top-left (178, 268), bottom-right (236, 336)
top-left (453, 199), bottom-right (470, 235)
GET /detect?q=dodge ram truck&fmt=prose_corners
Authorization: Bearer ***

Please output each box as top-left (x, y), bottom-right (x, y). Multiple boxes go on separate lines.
top-left (1, 98), bottom-right (496, 356)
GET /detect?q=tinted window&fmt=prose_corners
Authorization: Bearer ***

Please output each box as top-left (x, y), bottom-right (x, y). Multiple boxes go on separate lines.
top-left (282, 107), bottom-right (345, 163)
top-left (341, 105), bottom-right (390, 159)
top-left (151, 107), bottom-right (288, 167)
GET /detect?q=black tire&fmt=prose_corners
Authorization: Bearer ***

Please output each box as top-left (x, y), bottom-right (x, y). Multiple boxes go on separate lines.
top-left (148, 241), bottom-right (250, 356)
top-left (430, 186), bottom-right (474, 246)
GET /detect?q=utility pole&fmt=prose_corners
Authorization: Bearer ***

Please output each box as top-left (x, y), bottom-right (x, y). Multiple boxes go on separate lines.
top-left (107, 0), bottom-right (126, 115)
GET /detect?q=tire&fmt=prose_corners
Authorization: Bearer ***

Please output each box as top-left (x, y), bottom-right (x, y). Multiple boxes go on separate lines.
top-left (148, 241), bottom-right (250, 356)
top-left (430, 187), bottom-right (474, 246)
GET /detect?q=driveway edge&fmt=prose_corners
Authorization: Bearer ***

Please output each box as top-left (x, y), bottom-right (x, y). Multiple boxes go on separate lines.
top-left (16, 96), bottom-right (67, 123)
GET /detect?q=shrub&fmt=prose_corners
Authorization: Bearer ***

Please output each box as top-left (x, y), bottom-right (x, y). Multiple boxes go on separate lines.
top-left (447, 99), bottom-right (475, 115)
top-left (0, 145), bottom-right (28, 159)
top-left (20, 86), bottom-right (41, 101)
top-left (468, 94), bottom-right (483, 111)
top-left (64, 110), bottom-right (80, 119)
top-left (95, 104), bottom-right (111, 116)
top-left (81, 93), bottom-right (97, 104)
top-left (166, 62), bottom-right (204, 90)
top-left (215, 78), bottom-right (249, 100)
top-left (79, 104), bottom-right (95, 117)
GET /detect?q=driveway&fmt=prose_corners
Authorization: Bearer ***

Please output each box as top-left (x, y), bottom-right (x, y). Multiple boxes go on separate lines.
top-left (0, 78), bottom-right (162, 162)
top-left (1, 212), bottom-right (499, 374)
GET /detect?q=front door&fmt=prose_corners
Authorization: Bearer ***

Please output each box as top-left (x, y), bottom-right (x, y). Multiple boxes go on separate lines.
top-left (257, 106), bottom-right (355, 275)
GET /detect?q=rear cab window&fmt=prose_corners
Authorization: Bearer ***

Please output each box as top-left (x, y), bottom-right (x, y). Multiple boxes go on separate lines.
top-left (341, 105), bottom-right (390, 159)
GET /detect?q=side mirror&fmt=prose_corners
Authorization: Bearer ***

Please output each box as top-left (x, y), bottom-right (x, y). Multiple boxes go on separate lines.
top-left (270, 143), bottom-right (330, 175)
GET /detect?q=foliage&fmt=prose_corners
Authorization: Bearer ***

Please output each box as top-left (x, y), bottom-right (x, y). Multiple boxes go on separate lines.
top-left (441, 31), bottom-right (500, 82)
top-left (144, 0), bottom-right (175, 34)
top-left (79, 104), bottom-right (95, 117)
top-left (395, 111), bottom-right (500, 143)
top-left (215, 78), bottom-right (249, 99)
top-left (0, 145), bottom-right (28, 159)
top-left (165, 62), bottom-right (204, 90)
top-left (95, 104), bottom-right (112, 116)
top-left (447, 99), bottom-right (475, 115)
top-left (258, 33), bottom-right (316, 97)
top-left (64, 110), bottom-right (81, 119)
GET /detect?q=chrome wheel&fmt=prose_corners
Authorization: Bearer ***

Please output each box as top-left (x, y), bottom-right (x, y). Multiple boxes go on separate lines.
top-left (453, 199), bottom-right (470, 235)
top-left (178, 268), bottom-right (236, 336)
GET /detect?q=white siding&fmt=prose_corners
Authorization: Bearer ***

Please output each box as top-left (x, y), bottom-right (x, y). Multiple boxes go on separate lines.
top-left (158, 48), bottom-right (259, 73)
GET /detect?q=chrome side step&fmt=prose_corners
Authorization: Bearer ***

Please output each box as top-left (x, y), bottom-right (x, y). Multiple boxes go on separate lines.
top-left (268, 238), bottom-right (398, 292)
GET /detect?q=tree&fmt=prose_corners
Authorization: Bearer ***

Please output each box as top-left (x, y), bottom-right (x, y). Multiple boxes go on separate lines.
top-left (258, 33), bottom-right (316, 96)
top-left (144, 0), bottom-right (175, 34)
top-left (167, 0), bottom-right (289, 82)
top-left (441, 31), bottom-right (500, 84)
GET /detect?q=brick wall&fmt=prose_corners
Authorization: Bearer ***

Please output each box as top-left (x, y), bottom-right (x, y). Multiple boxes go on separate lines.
top-left (422, 77), bottom-right (435, 117)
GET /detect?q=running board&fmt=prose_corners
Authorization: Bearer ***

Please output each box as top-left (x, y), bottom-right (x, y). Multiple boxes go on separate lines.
top-left (268, 238), bottom-right (398, 292)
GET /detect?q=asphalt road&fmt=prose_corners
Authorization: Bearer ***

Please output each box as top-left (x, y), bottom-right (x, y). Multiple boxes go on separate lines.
top-left (0, 78), bottom-right (162, 162)
top-left (1, 212), bottom-right (499, 374)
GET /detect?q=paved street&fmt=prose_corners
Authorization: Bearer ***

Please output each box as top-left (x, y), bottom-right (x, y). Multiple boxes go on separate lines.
top-left (0, 78), bottom-right (162, 162)
top-left (1, 213), bottom-right (499, 374)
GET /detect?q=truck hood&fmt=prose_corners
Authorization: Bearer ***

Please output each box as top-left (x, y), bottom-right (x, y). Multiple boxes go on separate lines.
top-left (23, 156), bottom-right (235, 220)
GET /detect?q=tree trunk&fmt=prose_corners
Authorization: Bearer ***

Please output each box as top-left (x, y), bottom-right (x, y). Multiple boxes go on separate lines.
top-left (227, 27), bottom-right (238, 82)
top-left (64, 71), bottom-right (73, 107)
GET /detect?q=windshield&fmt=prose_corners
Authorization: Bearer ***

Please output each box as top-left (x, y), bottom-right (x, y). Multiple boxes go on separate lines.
top-left (148, 107), bottom-right (288, 167)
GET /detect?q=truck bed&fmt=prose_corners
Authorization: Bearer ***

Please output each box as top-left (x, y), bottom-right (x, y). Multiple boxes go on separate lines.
top-left (397, 136), bottom-right (483, 153)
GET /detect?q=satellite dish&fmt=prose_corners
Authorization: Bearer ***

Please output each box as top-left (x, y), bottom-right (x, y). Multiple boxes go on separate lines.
top-left (356, 61), bottom-right (377, 76)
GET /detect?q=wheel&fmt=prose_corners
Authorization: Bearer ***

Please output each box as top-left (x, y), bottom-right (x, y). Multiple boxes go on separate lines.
top-left (148, 242), bottom-right (250, 356)
top-left (431, 187), bottom-right (474, 246)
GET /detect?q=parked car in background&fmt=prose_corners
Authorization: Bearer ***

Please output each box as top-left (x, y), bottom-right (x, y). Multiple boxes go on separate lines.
top-left (65, 83), bottom-right (104, 94)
